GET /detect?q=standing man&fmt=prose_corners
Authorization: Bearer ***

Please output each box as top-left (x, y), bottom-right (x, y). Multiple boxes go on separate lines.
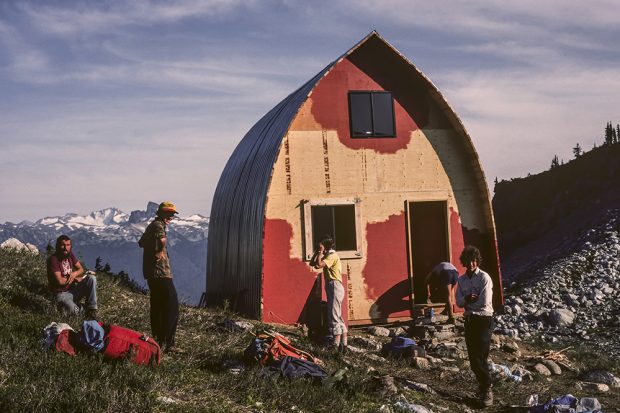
top-left (455, 245), bottom-right (494, 408)
top-left (138, 201), bottom-right (180, 353)
top-left (47, 235), bottom-right (98, 319)
top-left (425, 261), bottom-right (459, 324)
top-left (311, 235), bottom-right (348, 353)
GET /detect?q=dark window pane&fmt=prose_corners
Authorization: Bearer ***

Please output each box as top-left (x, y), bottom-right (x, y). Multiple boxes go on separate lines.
top-left (349, 93), bottom-right (373, 137)
top-left (312, 205), bottom-right (357, 252)
top-left (334, 205), bottom-right (357, 250)
top-left (372, 92), bottom-right (395, 136)
top-left (311, 206), bottom-right (334, 251)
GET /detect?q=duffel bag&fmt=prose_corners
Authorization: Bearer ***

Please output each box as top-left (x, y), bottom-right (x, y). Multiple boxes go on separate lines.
top-left (102, 324), bottom-right (161, 366)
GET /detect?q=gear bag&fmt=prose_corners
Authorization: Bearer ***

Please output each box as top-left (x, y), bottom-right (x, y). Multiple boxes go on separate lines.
top-left (244, 331), bottom-right (321, 366)
top-left (101, 324), bottom-right (161, 366)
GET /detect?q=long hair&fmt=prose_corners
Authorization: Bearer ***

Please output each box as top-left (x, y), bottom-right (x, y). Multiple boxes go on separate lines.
top-left (54, 235), bottom-right (71, 256)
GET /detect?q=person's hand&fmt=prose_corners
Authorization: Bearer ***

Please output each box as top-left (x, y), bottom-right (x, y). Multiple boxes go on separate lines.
top-left (466, 293), bottom-right (479, 303)
top-left (318, 244), bottom-right (325, 253)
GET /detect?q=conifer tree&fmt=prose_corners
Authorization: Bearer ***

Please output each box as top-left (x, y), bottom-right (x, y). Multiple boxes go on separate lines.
top-left (95, 256), bottom-right (103, 272)
top-left (45, 240), bottom-right (53, 257)
top-left (550, 155), bottom-right (560, 169)
top-left (605, 121), bottom-right (613, 145)
top-left (573, 143), bottom-right (582, 158)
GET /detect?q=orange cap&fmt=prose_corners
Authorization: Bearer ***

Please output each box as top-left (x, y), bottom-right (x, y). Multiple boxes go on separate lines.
top-left (158, 201), bottom-right (178, 215)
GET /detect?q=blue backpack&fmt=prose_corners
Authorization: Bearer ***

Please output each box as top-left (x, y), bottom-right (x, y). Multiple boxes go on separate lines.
top-left (381, 336), bottom-right (416, 357)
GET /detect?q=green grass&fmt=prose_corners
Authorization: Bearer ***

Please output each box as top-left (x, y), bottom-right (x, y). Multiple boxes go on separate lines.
top-left (1, 248), bottom-right (619, 412)
top-left (0, 249), bottom-right (385, 412)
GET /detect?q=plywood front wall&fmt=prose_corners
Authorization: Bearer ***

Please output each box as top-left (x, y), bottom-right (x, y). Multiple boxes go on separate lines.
top-left (261, 55), bottom-right (497, 325)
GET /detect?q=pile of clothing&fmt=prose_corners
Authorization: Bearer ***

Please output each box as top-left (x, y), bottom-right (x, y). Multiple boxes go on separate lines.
top-left (42, 320), bottom-right (161, 366)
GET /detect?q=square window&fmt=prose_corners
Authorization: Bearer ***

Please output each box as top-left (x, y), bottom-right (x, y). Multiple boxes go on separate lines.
top-left (348, 91), bottom-right (395, 138)
top-left (303, 199), bottom-right (363, 260)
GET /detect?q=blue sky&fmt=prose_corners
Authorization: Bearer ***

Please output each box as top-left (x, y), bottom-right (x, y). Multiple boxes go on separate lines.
top-left (1, 0), bottom-right (619, 223)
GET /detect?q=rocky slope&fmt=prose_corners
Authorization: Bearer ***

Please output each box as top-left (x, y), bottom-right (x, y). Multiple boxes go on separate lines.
top-left (496, 209), bottom-right (620, 355)
top-left (0, 202), bottom-right (208, 304)
top-left (493, 142), bottom-right (620, 355)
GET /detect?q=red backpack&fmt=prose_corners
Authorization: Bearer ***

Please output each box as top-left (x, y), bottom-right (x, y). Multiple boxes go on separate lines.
top-left (101, 324), bottom-right (161, 366)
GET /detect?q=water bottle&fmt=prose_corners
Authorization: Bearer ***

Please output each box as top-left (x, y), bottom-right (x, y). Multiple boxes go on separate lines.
top-left (429, 308), bottom-right (435, 323)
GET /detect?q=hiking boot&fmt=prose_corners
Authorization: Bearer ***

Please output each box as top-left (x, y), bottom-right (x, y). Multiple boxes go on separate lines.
top-left (479, 388), bottom-right (493, 407)
top-left (164, 345), bottom-right (185, 354)
top-left (85, 309), bottom-right (98, 320)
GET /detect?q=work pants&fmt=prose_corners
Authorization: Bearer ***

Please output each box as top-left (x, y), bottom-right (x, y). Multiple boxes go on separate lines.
top-left (147, 277), bottom-right (179, 349)
top-left (326, 280), bottom-right (347, 336)
top-left (464, 314), bottom-right (493, 391)
top-left (55, 274), bottom-right (98, 314)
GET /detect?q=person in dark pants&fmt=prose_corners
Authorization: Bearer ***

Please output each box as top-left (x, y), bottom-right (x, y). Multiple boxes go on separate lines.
top-left (138, 201), bottom-right (180, 353)
top-left (455, 245), bottom-right (494, 408)
top-left (425, 262), bottom-right (459, 323)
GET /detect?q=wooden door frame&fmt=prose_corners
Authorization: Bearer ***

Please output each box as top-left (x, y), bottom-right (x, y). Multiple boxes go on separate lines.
top-left (404, 199), bottom-right (452, 315)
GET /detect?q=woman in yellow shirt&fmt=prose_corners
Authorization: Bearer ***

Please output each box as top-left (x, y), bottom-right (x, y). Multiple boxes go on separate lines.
top-left (312, 235), bottom-right (347, 353)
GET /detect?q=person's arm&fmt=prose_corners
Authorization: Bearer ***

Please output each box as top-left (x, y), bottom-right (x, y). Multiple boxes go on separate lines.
top-left (72, 261), bottom-right (86, 282)
top-left (155, 236), bottom-right (167, 260)
top-left (455, 280), bottom-right (466, 308)
top-left (476, 274), bottom-right (492, 308)
top-left (53, 269), bottom-right (68, 288)
top-left (425, 272), bottom-right (433, 303)
top-left (49, 257), bottom-right (69, 287)
top-left (445, 284), bottom-right (454, 306)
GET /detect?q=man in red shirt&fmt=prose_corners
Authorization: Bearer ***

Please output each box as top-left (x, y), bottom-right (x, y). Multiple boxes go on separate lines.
top-left (47, 235), bottom-right (98, 319)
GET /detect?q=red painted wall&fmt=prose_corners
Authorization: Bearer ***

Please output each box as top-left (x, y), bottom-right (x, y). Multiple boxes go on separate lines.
top-left (262, 218), bottom-right (348, 325)
top-left (310, 57), bottom-right (425, 154)
top-left (361, 213), bottom-right (410, 319)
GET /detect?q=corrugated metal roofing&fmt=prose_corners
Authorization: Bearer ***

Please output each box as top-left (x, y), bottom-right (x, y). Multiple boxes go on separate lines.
top-left (205, 61), bottom-right (338, 317)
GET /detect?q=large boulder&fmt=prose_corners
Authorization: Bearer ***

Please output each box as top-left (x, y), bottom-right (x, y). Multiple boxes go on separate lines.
top-left (582, 370), bottom-right (620, 387)
top-left (0, 238), bottom-right (38, 254)
top-left (547, 309), bottom-right (575, 327)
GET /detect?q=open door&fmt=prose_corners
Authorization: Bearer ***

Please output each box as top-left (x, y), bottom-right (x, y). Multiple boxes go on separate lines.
top-left (406, 201), bottom-right (450, 304)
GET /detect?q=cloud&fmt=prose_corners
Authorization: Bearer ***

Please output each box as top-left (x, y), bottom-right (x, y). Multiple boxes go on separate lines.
top-left (16, 0), bottom-right (254, 35)
top-left (437, 63), bottom-right (620, 183)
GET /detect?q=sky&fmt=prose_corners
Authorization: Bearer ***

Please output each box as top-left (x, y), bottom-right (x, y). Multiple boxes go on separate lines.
top-left (1, 0), bottom-right (619, 223)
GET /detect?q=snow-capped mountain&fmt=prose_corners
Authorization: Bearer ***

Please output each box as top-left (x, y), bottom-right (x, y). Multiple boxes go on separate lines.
top-left (0, 202), bottom-right (208, 304)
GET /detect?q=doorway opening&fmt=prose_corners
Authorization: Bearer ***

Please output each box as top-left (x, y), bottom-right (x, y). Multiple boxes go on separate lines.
top-left (407, 200), bottom-right (450, 304)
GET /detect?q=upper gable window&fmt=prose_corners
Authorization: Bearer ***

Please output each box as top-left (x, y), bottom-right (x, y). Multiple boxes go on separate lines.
top-left (348, 91), bottom-right (395, 138)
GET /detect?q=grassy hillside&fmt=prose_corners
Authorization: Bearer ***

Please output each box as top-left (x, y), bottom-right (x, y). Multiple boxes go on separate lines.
top-left (0, 249), bottom-right (378, 412)
top-left (1, 248), bottom-right (618, 412)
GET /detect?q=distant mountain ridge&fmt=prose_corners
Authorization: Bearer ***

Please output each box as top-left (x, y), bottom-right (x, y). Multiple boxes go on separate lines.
top-left (0, 202), bottom-right (208, 304)
top-left (493, 142), bottom-right (620, 284)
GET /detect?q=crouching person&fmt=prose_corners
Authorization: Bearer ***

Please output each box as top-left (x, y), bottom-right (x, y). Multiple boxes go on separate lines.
top-left (47, 235), bottom-right (98, 319)
top-left (455, 245), bottom-right (494, 408)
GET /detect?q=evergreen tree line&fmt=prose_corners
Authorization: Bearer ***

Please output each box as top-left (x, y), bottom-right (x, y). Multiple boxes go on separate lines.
top-left (549, 120), bottom-right (619, 170)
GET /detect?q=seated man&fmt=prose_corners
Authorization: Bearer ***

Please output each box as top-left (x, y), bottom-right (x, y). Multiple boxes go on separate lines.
top-left (47, 235), bottom-right (98, 319)
top-left (425, 261), bottom-right (459, 323)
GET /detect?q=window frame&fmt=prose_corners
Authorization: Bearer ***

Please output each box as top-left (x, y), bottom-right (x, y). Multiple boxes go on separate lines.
top-left (302, 198), bottom-right (363, 261)
top-left (348, 91), bottom-right (396, 138)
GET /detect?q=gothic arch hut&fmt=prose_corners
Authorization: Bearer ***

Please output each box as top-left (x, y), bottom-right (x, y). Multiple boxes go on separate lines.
top-left (206, 31), bottom-right (503, 325)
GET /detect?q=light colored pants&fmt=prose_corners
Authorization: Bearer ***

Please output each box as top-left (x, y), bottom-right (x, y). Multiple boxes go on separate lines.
top-left (55, 274), bottom-right (98, 314)
top-left (326, 280), bottom-right (347, 336)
